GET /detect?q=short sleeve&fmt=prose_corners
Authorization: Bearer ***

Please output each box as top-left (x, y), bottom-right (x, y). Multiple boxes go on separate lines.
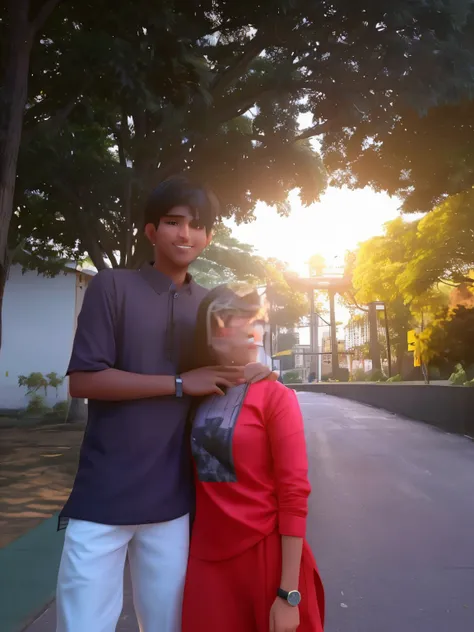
top-left (67, 270), bottom-right (117, 375)
top-left (266, 384), bottom-right (311, 537)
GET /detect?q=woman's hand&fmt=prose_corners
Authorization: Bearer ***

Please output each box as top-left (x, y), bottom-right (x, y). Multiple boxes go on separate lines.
top-left (269, 598), bottom-right (300, 632)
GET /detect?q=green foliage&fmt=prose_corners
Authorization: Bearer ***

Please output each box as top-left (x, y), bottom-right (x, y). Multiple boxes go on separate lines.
top-left (386, 374), bottom-right (402, 383)
top-left (8, 0), bottom-right (474, 275)
top-left (276, 331), bottom-right (299, 354)
top-left (421, 305), bottom-right (474, 372)
top-left (46, 372), bottom-right (65, 397)
top-left (266, 260), bottom-right (309, 328)
top-left (49, 401), bottom-right (70, 420)
top-left (18, 371), bottom-right (65, 396)
top-left (368, 369), bottom-right (387, 383)
top-left (449, 364), bottom-right (468, 385)
top-left (350, 367), bottom-right (367, 382)
top-left (396, 193), bottom-right (474, 299)
top-left (282, 370), bottom-right (302, 385)
top-left (324, 99), bottom-right (474, 214)
top-left (189, 225), bottom-right (264, 288)
top-left (26, 394), bottom-right (49, 416)
top-left (18, 372), bottom-right (48, 395)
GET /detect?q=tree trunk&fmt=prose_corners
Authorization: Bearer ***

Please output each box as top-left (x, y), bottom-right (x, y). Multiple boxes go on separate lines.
top-left (0, 0), bottom-right (32, 350)
top-left (66, 397), bottom-right (88, 423)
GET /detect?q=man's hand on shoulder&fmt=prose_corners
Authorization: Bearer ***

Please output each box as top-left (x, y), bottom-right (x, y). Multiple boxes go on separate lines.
top-left (181, 366), bottom-right (246, 397)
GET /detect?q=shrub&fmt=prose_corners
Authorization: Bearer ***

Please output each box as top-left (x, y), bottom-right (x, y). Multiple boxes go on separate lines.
top-left (283, 370), bottom-right (303, 384)
top-left (449, 364), bottom-right (467, 385)
top-left (53, 401), bottom-right (69, 418)
top-left (350, 368), bottom-right (367, 382)
top-left (368, 369), bottom-right (387, 382)
top-left (26, 394), bottom-right (49, 416)
top-left (386, 374), bottom-right (402, 383)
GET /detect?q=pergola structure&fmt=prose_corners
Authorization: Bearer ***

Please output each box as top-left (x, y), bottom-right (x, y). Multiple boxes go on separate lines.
top-left (284, 273), bottom-right (391, 380)
top-left (284, 273), bottom-right (352, 380)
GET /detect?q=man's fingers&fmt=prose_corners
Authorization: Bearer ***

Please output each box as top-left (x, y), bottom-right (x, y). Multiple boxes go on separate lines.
top-left (213, 386), bottom-right (225, 396)
top-left (213, 365), bottom-right (245, 373)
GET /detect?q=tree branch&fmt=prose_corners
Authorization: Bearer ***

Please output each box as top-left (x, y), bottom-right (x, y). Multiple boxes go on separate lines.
top-left (30, 0), bottom-right (62, 37)
top-left (296, 122), bottom-right (329, 141)
top-left (23, 96), bottom-right (78, 145)
top-left (210, 31), bottom-right (267, 98)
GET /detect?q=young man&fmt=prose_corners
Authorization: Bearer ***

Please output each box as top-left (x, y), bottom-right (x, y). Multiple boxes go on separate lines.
top-left (56, 176), bottom-right (269, 632)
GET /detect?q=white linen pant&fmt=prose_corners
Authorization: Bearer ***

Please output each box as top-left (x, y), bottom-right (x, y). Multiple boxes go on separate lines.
top-left (56, 514), bottom-right (189, 632)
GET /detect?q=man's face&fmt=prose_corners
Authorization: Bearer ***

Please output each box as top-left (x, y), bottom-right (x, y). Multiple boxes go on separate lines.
top-left (145, 206), bottom-right (212, 269)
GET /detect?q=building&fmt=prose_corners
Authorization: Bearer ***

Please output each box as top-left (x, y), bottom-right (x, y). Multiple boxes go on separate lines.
top-left (0, 263), bottom-right (95, 410)
top-left (293, 344), bottom-right (312, 381)
top-left (344, 315), bottom-right (370, 351)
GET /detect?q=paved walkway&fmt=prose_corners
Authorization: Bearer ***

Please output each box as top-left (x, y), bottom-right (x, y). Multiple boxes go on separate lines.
top-left (25, 394), bottom-right (474, 631)
top-left (25, 568), bottom-right (137, 631)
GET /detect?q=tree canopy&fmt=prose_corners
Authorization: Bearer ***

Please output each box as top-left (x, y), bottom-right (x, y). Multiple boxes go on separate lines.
top-left (4, 0), bottom-right (474, 348)
top-left (421, 305), bottom-right (474, 376)
top-left (8, 0), bottom-right (474, 274)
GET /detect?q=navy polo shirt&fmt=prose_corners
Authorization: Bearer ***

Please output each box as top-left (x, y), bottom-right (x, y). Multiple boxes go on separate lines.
top-left (59, 264), bottom-right (208, 526)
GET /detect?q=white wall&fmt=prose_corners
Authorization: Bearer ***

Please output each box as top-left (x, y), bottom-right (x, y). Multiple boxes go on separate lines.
top-left (0, 265), bottom-right (78, 409)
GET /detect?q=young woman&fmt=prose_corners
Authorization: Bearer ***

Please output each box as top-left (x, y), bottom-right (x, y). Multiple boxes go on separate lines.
top-left (182, 285), bottom-right (325, 632)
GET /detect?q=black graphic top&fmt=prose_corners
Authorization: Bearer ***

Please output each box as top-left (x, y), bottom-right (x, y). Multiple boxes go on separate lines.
top-left (191, 384), bottom-right (249, 482)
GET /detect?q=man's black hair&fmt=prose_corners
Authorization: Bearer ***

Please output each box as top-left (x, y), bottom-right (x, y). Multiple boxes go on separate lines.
top-left (144, 175), bottom-right (219, 234)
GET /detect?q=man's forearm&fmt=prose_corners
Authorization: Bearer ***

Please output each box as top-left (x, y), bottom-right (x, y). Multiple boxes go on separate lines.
top-left (69, 369), bottom-right (175, 401)
top-left (280, 535), bottom-right (303, 592)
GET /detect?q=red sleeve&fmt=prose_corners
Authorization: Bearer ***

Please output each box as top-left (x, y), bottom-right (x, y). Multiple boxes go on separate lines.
top-left (266, 384), bottom-right (311, 538)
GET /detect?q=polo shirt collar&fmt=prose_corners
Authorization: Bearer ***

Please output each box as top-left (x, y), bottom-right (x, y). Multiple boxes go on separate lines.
top-left (139, 262), bottom-right (194, 295)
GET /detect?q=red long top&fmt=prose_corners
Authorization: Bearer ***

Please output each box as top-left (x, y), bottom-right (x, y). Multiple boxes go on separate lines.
top-left (189, 380), bottom-right (311, 561)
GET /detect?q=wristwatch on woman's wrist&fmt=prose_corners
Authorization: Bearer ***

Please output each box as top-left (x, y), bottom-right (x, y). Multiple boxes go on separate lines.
top-left (277, 588), bottom-right (301, 607)
top-left (175, 375), bottom-right (183, 398)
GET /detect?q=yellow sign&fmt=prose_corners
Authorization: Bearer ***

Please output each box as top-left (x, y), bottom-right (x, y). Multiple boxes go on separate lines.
top-left (413, 338), bottom-right (421, 367)
top-left (407, 330), bottom-right (422, 366)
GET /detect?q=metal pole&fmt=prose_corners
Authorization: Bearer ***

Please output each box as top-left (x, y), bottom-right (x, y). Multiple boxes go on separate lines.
top-left (383, 303), bottom-right (392, 378)
top-left (315, 310), bottom-right (320, 382)
top-left (368, 302), bottom-right (382, 371)
top-left (329, 290), bottom-right (339, 377)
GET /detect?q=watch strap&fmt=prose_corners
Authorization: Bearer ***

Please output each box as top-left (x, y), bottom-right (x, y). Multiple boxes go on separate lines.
top-left (175, 375), bottom-right (183, 398)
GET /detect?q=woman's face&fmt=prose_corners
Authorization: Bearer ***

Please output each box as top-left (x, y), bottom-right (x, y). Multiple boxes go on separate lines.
top-left (211, 313), bottom-right (263, 366)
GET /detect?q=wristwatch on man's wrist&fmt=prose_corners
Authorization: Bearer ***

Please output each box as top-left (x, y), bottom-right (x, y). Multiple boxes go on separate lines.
top-left (175, 375), bottom-right (183, 398)
top-left (277, 588), bottom-right (301, 607)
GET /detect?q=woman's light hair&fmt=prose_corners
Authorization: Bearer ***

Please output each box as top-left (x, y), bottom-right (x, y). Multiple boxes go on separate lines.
top-left (206, 284), bottom-right (269, 347)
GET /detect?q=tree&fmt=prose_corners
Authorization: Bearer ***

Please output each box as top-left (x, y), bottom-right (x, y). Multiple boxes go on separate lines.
top-left (421, 305), bottom-right (474, 378)
top-left (275, 330), bottom-right (299, 354)
top-left (395, 192), bottom-right (474, 300)
top-left (189, 225), bottom-right (265, 287)
top-left (348, 218), bottom-right (449, 372)
top-left (0, 0), bottom-right (63, 346)
top-left (266, 259), bottom-right (309, 329)
top-left (4, 0), bottom-right (474, 346)
top-left (323, 98), bottom-right (474, 213)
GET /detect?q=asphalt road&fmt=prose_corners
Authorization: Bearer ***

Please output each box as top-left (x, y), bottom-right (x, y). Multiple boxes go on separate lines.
top-left (302, 392), bottom-right (474, 632)
top-left (27, 393), bottom-right (474, 632)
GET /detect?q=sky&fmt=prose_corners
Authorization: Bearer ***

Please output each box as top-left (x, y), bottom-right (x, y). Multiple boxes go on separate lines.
top-left (225, 186), bottom-right (401, 277)
top-left (225, 185), bottom-right (403, 344)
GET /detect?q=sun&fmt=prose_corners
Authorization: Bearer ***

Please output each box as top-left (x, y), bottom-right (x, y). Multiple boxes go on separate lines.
top-left (226, 186), bottom-right (401, 276)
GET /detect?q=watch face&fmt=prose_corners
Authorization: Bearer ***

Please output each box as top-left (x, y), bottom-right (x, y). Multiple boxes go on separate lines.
top-left (287, 591), bottom-right (301, 607)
